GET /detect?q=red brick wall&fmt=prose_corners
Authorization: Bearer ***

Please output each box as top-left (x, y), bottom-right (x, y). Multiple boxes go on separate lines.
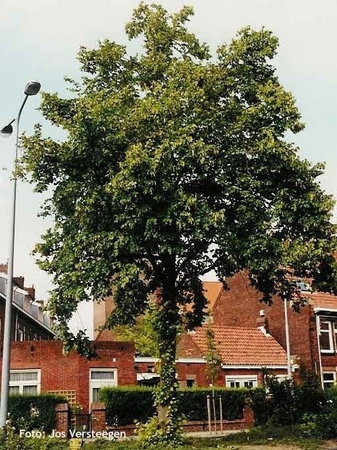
top-left (55, 403), bottom-right (69, 435)
top-left (177, 365), bottom-right (288, 388)
top-left (136, 359), bottom-right (287, 388)
top-left (176, 361), bottom-right (211, 387)
top-left (3, 340), bottom-right (136, 413)
top-left (91, 403), bottom-right (106, 432)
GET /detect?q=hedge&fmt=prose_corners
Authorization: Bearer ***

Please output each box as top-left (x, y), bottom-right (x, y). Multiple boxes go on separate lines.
top-left (100, 386), bottom-right (156, 426)
top-left (7, 394), bottom-right (67, 433)
top-left (100, 387), bottom-right (247, 426)
top-left (101, 373), bottom-right (328, 428)
top-left (177, 388), bottom-right (246, 422)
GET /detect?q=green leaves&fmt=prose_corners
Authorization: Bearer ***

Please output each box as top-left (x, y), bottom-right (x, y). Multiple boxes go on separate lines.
top-left (204, 328), bottom-right (222, 385)
top-left (112, 304), bottom-right (161, 357)
top-left (20, 0), bottom-right (336, 389)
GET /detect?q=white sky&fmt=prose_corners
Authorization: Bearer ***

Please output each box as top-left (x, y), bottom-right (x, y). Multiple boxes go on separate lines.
top-left (0, 0), bottom-right (337, 337)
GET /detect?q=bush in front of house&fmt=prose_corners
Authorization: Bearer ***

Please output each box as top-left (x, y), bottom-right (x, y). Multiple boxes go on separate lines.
top-left (299, 386), bottom-right (337, 439)
top-left (100, 386), bottom-right (156, 426)
top-left (7, 394), bottom-right (67, 433)
top-left (253, 376), bottom-right (299, 426)
top-left (177, 388), bottom-right (246, 422)
top-left (100, 386), bottom-right (247, 426)
top-left (247, 387), bottom-right (271, 426)
top-left (101, 373), bottom-right (328, 431)
top-left (248, 371), bottom-right (325, 428)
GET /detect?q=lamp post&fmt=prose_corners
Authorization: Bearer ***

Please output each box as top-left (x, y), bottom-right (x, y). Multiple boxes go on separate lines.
top-left (0, 81), bottom-right (41, 427)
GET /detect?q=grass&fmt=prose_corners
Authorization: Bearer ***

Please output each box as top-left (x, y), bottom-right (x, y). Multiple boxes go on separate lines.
top-left (81, 427), bottom-right (325, 449)
top-left (0, 427), bottom-right (329, 449)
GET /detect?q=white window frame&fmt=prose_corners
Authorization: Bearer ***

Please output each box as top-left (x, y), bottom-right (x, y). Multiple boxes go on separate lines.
top-left (275, 375), bottom-right (289, 383)
top-left (333, 323), bottom-right (337, 351)
top-left (320, 320), bottom-right (334, 353)
top-left (17, 329), bottom-right (24, 341)
top-left (225, 375), bottom-right (258, 389)
top-left (323, 371), bottom-right (337, 389)
top-left (9, 369), bottom-right (41, 395)
top-left (89, 368), bottom-right (117, 406)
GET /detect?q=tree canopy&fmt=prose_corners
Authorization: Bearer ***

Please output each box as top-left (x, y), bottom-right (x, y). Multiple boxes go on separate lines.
top-left (21, 2), bottom-right (337, 441)
top-left (113, 304), bottom-right (160, 357)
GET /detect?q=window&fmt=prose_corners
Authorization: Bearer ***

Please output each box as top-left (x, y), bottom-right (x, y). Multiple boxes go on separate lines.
top-left (186, 379), bottom-right (194, 388)
top-left (89, 369), bottom-right (117, 406)
top-left (319, 320), bottom-right (337, 353)
top-left (323, 372), bottom-right (336, 389)
top-left (17, 329), bottom-right (24, 341)
top-left (295, 280), bottom-right (312, 292)
top-left (186, 376), bottom-right (196, 388)
top-left (9, 370), bottom-right (41, 395)
top-left (226, 375), bottom-right (257, 388)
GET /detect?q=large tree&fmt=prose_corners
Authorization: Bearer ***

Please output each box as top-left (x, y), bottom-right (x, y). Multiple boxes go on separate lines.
top-left (21, 2), bottom-right (336, 443)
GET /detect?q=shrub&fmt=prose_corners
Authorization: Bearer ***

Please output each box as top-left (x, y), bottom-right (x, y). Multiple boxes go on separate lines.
top-left (101, 387), bottom-right (247, 426)
top-left (100, 386), bottom-right (156, 426)
top-left (247, 387), bottom-right (270, 426)
top-left (299, 386), bottom-right (337, 439)
top-left (177, 388), bottom-right (245, 422)
top-left (7, 394), bottom-right (67, 433)
top-left (0, 426), bottom-right (68, 450)
top-left (248, 372), bottom-right (325, 428)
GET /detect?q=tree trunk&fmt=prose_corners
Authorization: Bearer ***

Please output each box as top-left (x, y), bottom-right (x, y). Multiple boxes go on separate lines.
top-left (155, 255), bottom-right (180, 432)
top-left (157, 314), bottom-right (178, 425)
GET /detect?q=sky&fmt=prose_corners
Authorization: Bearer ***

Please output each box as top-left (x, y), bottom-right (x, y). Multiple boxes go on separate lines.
top-left (0, 0), bottom-right (337, 337)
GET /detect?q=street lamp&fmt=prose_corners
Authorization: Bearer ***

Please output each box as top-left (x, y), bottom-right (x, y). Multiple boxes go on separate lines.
top-left (0, 80), bottom-right (41, 427)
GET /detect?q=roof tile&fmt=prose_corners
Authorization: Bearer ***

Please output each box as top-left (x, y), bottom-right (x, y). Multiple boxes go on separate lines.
top-left (188, 325), bottom-right (287, 366)
top-left (310, 292), bottom-right (337, 310)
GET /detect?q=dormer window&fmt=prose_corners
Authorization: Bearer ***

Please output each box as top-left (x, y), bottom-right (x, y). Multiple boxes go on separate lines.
top-left (295, 280), bottom-right (312, 293)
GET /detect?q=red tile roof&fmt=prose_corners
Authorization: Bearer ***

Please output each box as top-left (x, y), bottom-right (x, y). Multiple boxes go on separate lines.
top-left (309, 292), bottom-right (337, 310)
top-left (187, 325), bottom-right (287, 366)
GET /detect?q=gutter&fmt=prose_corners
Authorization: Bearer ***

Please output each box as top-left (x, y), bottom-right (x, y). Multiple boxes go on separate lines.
top-left (221, 364), bottom-right (289, 370)
top-left (314, 307), bottom-right (337, 314)
top-left (315, 314), bottom-right (324, 389)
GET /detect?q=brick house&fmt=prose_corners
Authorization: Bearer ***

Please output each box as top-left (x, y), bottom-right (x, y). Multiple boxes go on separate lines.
top-left (178, 325), bottom-right (288, 387)
top-left (93, 278), bottom-right (290, 388)
top-left (0, 266), bottom-right (136, 413)
top-left (134, 324), bottom-right (288, 388)
top-left (0, 265), bottom-right (55, 341)
top-left (311, 292), bottom-right (337, 388)
top-left (0, 271), bottom-right (252, 411)
top-left (3, 340), bottom-right (136, 413)
top-left (212, 271), bottom-right (337, 389)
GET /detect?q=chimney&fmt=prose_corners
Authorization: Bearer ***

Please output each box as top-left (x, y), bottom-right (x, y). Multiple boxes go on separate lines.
top-left (0, 263), bottom-right (8, 274)
top-left (25, 286), bottom-right (36, 301)
top-left (256, 310), bottom-right (268, 333)
top-left (13, 276), bottom-right (25, 290)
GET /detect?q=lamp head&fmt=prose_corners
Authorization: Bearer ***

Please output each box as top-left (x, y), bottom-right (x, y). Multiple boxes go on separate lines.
top-left (24, 81), bottom-right (41, 96)
top-left (0, 119), bottom-right (15, 137)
